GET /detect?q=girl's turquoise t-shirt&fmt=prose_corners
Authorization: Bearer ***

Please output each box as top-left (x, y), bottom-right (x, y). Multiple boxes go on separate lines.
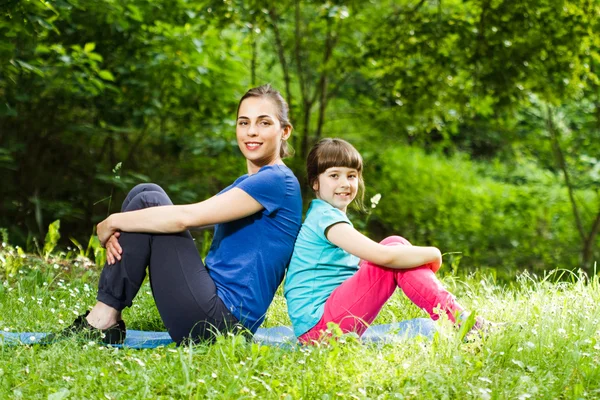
top-left (284, 199), bottom-right (360, 337)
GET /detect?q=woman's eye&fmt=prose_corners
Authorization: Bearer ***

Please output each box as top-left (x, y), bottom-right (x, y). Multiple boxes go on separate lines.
top-left (260, 121), bottom-right (271, 126)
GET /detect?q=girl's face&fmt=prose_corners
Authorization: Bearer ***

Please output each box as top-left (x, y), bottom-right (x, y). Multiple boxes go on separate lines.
top-left (236, 97), bottom-right (290, 174)
top-left (313, 166), bottom-right (359, 212)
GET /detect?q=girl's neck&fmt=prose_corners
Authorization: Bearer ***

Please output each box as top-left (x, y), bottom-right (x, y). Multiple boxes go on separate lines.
top-left (315, 197), bottom-right (348, 214)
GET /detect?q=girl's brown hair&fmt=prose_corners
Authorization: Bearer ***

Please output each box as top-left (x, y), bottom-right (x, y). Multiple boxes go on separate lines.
top-left (306, 138), bottom-right (366, 211)
top-left (237, 84), bottom-right (294, 158)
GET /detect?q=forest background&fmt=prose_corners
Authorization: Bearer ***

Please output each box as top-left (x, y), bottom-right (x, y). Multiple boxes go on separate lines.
top-left (1, 0), bottom-right (599, 280)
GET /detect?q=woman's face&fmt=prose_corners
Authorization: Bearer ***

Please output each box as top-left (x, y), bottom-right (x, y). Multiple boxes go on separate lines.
top-left (236, 97), bottom-right (290, 174)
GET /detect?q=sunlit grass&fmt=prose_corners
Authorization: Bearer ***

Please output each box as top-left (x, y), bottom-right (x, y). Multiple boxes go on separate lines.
top-left (1, 252), bottom-right (600, 399)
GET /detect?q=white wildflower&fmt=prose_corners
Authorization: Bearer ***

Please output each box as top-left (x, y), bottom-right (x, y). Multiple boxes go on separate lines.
top-left (370, 193), bottom-right (382, 208)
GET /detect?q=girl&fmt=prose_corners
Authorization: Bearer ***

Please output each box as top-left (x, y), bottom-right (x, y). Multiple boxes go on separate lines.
top-left (62, 84), bottom-right (303, 345)
top-left (284, 138), bottom-right (478, 343)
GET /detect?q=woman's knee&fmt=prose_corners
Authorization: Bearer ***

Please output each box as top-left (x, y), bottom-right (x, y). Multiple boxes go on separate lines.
top-left (123, 183), bottom-right (169, 212)
top-left (123, 190), bottom-right (173, 212)
top-left (380, 235), bottom-right (412, 246)
top-left (130, 183), bottom-right (166, 196)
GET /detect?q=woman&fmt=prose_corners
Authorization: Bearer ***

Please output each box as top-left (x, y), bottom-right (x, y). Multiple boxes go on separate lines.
top-left (65, 84), bottom-right (302, 345)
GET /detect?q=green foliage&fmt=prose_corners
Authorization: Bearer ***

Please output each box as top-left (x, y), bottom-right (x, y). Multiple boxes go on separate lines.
top-left (1, 0), bottom-right (599, 271)
top-left (200, 229), bottom-right (213, 260)
top-left (1, 0), bottom-right (251, 247)
top-left (87, 234), bottom-right (106, 267)
top-left (0, 228), bottom-right (25, 279)
top-left (69, 230), bottom-right (106, 267)
top-left (43, 219), bottom-right (60, 261)
top-left (456, 310), bottom-right (477, 342)
top-left (367, 146), bottom-right (596, 277)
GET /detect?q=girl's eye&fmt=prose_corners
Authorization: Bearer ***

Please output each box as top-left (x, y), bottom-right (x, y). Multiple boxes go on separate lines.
top-left (330, 174), bottom-right (338, 178)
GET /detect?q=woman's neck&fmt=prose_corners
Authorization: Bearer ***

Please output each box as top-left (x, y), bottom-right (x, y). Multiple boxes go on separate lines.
top-left (246, 158), bottom-right (284, 175)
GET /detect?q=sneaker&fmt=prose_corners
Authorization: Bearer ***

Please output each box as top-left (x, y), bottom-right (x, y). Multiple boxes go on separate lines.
top-left (44, 311), bottom-right (126, 345)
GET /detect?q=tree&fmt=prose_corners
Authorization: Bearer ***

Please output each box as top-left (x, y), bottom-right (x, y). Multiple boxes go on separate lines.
top-left (0, 0), bottom-right (250, 246)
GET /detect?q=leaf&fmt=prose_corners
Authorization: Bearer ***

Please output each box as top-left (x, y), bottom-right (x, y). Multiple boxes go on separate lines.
top-left (39, 0), bottom-right (60, 16)
top-left (457, 311), bottom-right (477, 341)
top-left (126, 4), bottom-right (143, 22)
top-left (43, 220), bottom-right (61, 260)
top-left (84, 42), bottom-right (96, 53)
top-left (0, 103), bottom-right (17, 117)
top-left (88, 53), bottom-right (104, 62)
top-left (47, 388), bottom-right (70, 400)
top-left (15, 60), bottom-right (45, 77)
top-left (69, 237), bottom-right (84, 257)
top-left (98, 70), bottom-right (115, 81)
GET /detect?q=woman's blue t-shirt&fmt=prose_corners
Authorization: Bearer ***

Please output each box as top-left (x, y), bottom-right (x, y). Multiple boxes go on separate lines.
top-left (205, 164), bottom-right (302, 332)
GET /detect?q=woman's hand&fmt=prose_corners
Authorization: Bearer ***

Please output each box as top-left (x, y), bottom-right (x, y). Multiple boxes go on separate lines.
top-left (96, 215), bottom-right (116, 247)
top-left (105, 232), bottom-right (123, 265)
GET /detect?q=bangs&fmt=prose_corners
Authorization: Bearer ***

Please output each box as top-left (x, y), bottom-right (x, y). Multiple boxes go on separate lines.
top-left (316, 141), bottom-right (363, 175)
top-left (307, 138), bottom-right (367, 212)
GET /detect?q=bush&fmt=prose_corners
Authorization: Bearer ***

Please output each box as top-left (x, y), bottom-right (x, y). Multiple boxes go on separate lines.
top-left (365, 146), bottom-right (592, 277)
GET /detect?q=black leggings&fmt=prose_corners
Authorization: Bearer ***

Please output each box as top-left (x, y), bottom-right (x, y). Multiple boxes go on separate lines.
top-left (97, 183), bottom-right (240, 344)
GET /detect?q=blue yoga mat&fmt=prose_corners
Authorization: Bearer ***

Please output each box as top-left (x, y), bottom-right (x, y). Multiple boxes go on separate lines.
top-left (0, 318), bottom-right (436, 349)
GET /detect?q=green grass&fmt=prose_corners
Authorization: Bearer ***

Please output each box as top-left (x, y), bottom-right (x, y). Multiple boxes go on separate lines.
top-left (1, 249), bottom-right (600, 399)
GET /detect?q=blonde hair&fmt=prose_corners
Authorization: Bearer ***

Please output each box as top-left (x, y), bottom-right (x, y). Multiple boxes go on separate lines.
top-left (237, 84), bottom-right (294, 158)
top-left (306, 138), bottom-right (366, 211)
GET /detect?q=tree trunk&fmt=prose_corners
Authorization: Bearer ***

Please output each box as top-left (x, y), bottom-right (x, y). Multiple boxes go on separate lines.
top-left (582, 210), bottom-right (600, 271)
top-left (250, 19), bottom-right (257, 86)
top-left (267, 7), bottom-right (294, 146)
top-left (547, 105), bottom-right (600, 274)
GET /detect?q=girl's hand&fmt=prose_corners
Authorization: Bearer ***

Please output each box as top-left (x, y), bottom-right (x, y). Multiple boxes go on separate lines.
top-left (96, 216), bottom-right (116, 247)
top-left (105, 232), bottom-right (122, 265)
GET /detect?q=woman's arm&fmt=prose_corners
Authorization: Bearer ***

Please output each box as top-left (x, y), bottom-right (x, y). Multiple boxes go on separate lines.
top-left (326, 222), bottom-right (442, 270)
top-left (97, 188), bottom-right (263, 245)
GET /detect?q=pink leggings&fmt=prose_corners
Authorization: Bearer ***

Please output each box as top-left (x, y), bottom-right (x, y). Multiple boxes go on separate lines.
top-left (299, 236), bottom-right (464, 343)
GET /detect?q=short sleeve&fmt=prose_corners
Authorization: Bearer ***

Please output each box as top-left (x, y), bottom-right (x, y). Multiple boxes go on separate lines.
top-left (312, 201), bottom-right (352, 237)
top-left (235, 166), bottom-right (287, 215)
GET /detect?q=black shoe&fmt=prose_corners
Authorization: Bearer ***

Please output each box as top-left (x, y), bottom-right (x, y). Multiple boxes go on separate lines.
top-left (55, 311), bottom-right (126, 345)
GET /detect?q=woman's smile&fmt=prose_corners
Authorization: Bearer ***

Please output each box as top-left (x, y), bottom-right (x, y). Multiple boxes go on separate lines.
top-left (244, 141), bottom-right (263, 151)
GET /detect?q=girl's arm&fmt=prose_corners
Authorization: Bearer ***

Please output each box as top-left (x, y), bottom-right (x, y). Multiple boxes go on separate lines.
top-left (97, 188), bottom-right (263, 245)
top-left (326, 222), bottom-right (442, 270)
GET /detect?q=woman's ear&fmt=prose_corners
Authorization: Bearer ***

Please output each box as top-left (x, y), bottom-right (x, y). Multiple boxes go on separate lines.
top-left (282, 125), bottom-right (292, 141)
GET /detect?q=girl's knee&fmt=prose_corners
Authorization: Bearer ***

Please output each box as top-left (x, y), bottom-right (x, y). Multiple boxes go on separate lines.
top-left (380, 235), bottom-right (412, 246)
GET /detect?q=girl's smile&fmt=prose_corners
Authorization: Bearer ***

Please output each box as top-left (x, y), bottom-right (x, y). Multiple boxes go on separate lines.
top-left (313, 167), bottom-right (359, 212)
